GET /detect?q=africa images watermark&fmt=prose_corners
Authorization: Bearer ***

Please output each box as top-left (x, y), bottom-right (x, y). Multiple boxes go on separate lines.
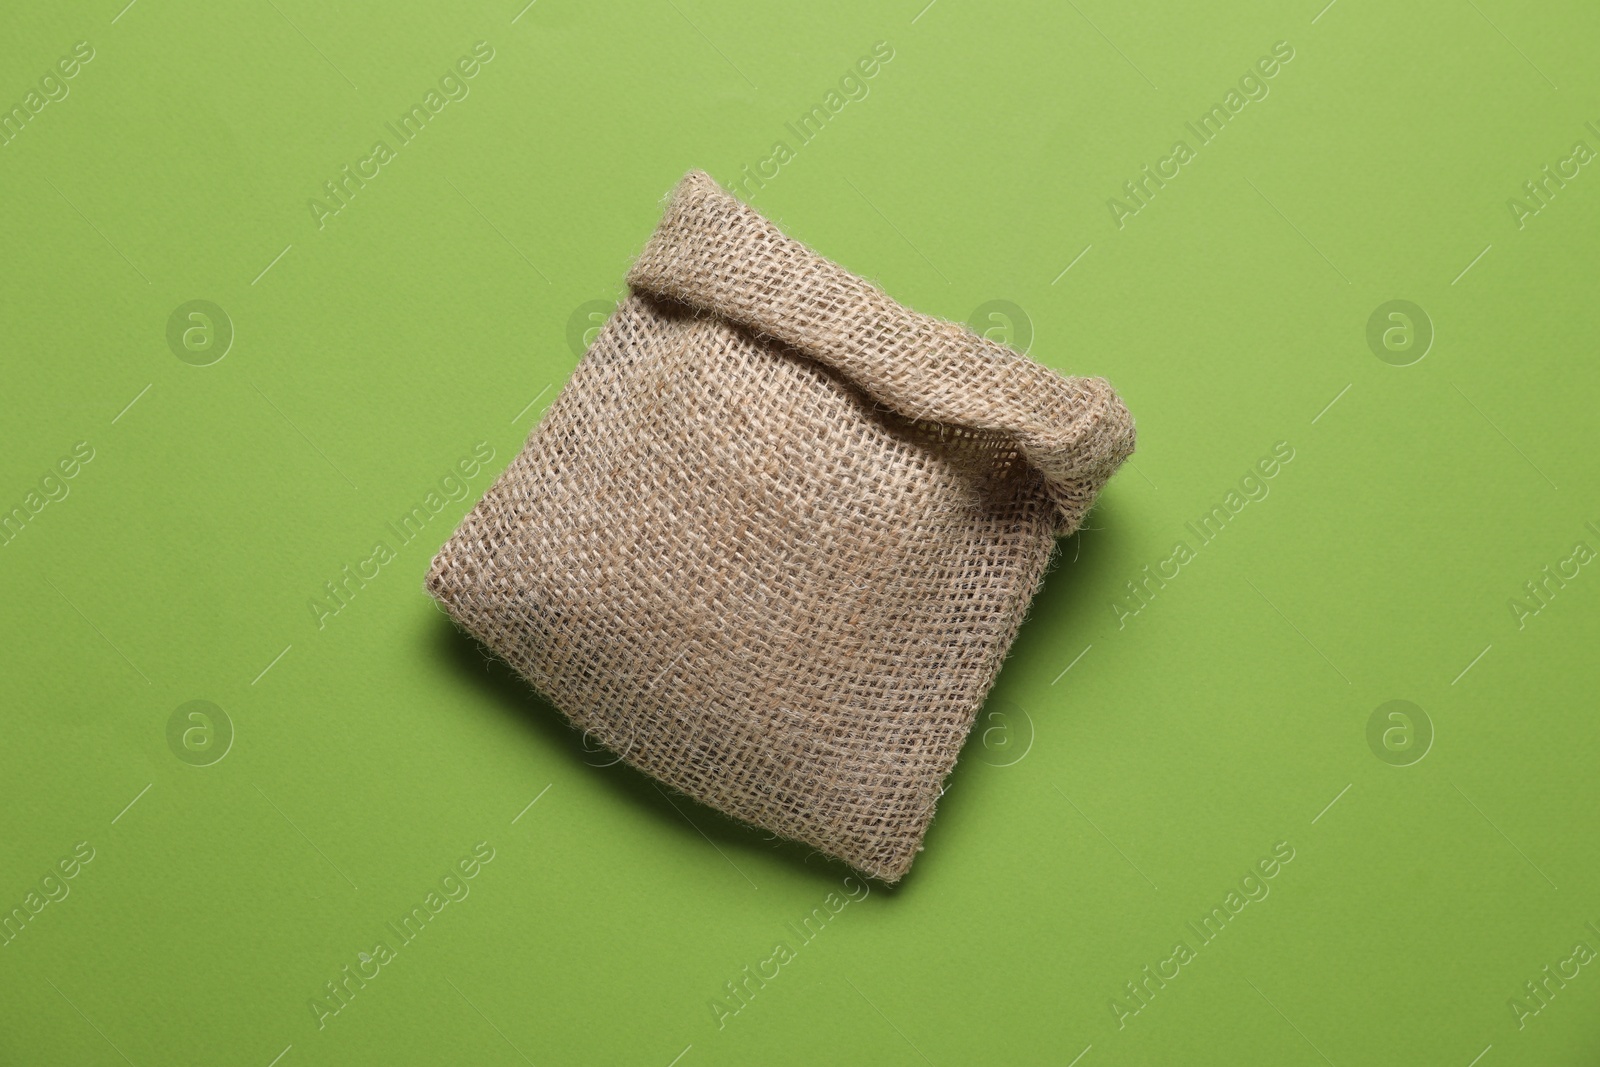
top-left (1506, 520), bottom-right (1599, 631)
top-left (307, 440), bottom-right (495, 629)
top-left (1110, 441), bottom-right (1296, 628)
top-left (0, 440), bottom-right (95, 551)
top-left (307, 41), bottom-right (497, 230)
top-left (1, 840), bottom-right (97, 949)
top-left (708, 876), bottom-right (871, 1029)
top-left (167, 699), bottom-right (235, 767)
top-left (728, 41), bottom-right (896, 202)
top-left (308, 842), bottom-right (497, 1029)
top-left (1505, 117), bottom-right (1600, 230)
top-left (0, 40), bottom-right (96, 150)
top-left (1507, 919), bottom-right (1600, 1032)
top-left (1108, 840), bottom-right (1297, 1030)
top-left (1106, 40), bottom-right (1296, 229)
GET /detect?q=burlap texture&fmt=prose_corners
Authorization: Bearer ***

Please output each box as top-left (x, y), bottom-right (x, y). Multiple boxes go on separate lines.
top-left (427, 171), bottom-right (1135, 881)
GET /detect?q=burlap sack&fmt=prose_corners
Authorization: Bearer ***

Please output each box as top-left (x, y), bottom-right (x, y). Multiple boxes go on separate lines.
top-left (427, 171), bottom-right (1135, 882)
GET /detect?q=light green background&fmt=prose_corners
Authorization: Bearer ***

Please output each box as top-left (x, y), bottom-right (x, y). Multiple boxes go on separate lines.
top-left (3, 0), bottom-right (1598, 1063)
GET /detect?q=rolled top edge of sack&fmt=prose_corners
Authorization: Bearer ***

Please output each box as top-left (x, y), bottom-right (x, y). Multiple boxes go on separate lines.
top-left (626, 170), bottom-right (1137, 535)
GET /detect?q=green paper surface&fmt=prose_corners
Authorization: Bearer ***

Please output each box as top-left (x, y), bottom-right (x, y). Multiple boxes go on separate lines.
top-left (3, 1), bottom-right (1598, 1063)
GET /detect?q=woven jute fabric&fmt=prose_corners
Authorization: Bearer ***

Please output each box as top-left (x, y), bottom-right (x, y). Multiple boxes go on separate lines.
top-left (427, 171), bottom-right (1135, 882)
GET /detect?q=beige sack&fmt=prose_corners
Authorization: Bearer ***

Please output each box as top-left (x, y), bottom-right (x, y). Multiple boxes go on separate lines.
top-left (427, 171), bottom-right (1135, 881)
